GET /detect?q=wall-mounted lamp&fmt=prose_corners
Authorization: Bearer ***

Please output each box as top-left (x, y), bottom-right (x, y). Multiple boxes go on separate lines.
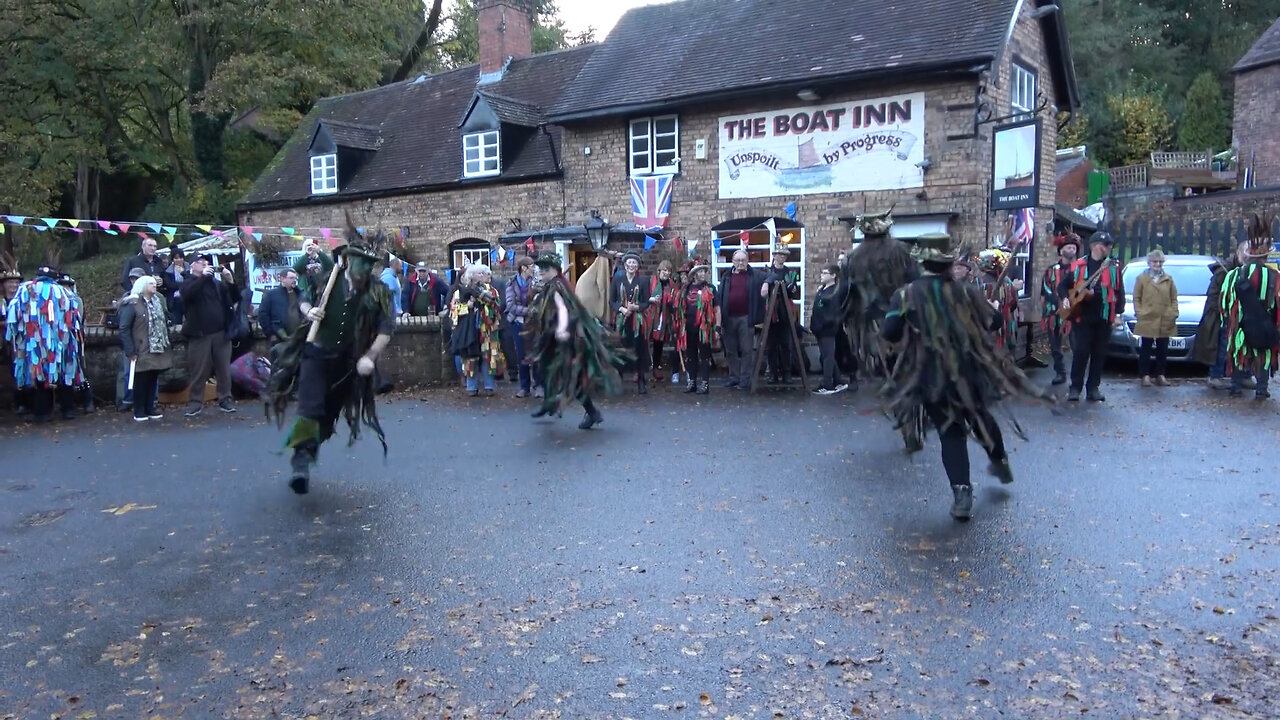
top-left (916, 158), bottom-right (933, 172)
top-left (585, 210), bottom-right (611, 251)
top-left (796, 88), bottom-right (820, 102)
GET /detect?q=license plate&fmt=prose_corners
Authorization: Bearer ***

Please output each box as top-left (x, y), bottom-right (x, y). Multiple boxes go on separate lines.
top-left (1169, 337), bottom-right (1187, 350)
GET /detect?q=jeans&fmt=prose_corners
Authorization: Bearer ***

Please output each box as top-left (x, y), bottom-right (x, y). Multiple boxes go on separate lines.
top-left (1069, 319), bottom-right (1111, 392)
top-left (465, 359), bottom-right (496, 392)
top-left (1138, 336), bottom-right (1169, 377)
top-left (512, 323), bottom-right (532, 392)
top-left (1209, 327), bottom-right (1228, 379)
top-left (1049, 326), bottom-right (1068, 375)
top-left (817, 334), bottom-right (839, 389)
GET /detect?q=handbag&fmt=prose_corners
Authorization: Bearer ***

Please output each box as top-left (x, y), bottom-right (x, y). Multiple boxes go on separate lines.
top-left (448, 306), bottom-right (481, 358)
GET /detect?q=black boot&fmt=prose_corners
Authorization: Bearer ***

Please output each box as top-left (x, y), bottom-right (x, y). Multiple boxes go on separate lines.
top-left (987, 457), bottom-right (1014, 484)
top-left (531, 400), bottom-right (560, 418)
top-left (289, 444), bottom-right (316, 495)
top-left (637, 375), bottom-right (647, 395)
top-left (1051, 371), bottom-right (1067, 386)
top-left (696, 380), bottom-right (709, 395)
top-left (950, 484), bottom-right (973, 521)
top-left (578, 400), bottom-right (603, 430)
top-left (683, 377), bottom-right (697, 393)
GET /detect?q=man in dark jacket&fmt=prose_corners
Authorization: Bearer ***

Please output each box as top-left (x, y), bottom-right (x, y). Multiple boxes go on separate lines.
top-left (404, 262), bottom-right (448, 316)
top-left (120, 237), bottom-right (168, 292)
top-left (259, 269), bottom-right (302, 346)
top-left (714, 250), bottom-right (764, 388)
top-left (762, 244), bottom-right (801, 384)
top-left (180, 254), bottom-right (239, 416)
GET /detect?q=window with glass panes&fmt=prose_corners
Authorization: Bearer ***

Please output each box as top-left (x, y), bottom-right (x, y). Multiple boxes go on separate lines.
top-left (1011, 63), bottom-right (1036, 120)
top-left (629, 115), bottom-right (679, 176)
top-left (708, 227), bottom-right (807, 318)
top-left (463, 131), bottom-right (500, 178)
top-left (310, 154), bottom-right (337, 194)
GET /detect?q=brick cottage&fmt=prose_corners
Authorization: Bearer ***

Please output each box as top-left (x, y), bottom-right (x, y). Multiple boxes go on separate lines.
top-left (238, 0), bottom-right (1079, 323)
top-left (1234, 16), bottom-right (1280, 189)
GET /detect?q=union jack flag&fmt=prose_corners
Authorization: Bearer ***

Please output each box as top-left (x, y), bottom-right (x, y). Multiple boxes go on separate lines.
top-left (1009, 207), bottom-right (1035, 246)
top-left (630, 175), bottom-right (673, 232)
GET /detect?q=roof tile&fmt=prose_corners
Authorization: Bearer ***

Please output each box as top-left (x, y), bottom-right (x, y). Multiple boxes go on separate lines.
top-left (1234, 17), bottom-right (1280, 73)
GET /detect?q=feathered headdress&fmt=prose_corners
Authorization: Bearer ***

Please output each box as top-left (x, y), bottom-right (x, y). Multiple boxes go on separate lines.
top-left (341, 211), bottom-right (389, 262)
top-left (0, 252), bottom-right (20, 282)
top-left (35, 245), bottom-right (62, 277)
top-left (978, 248), bottom-right (1011, 276)
top-left (854, 204), bottom-right (895, 239)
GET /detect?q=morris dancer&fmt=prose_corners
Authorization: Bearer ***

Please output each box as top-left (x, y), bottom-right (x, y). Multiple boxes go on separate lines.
top-left (680, 259), bottom-right (717, 395)
top-left (610, 251), bottom-right (651, 394)
top-left (646, 260), bottom-right (682, 384)
top-left (880, 233), bottom-right (1051, 520)
top-left (529, 252), bottom-right (631, 428)
top-left (4, 253), bottom-right (84, 423)
top-left (1040, 233), bottom-right (1080, 385)
top-left (267, 224), bottom-right (395, 495)
top-left (1221, 213), bottom-right (1280, 399)
top-left (976, 248), bottom-right (1021, 355)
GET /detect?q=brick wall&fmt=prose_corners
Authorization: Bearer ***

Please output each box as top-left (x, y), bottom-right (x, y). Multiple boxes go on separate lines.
top-left (1234, 65), bottom-right (1280, 188)
top-left (1110, 185), bottom-right (1280, 225)
top-left (1057, 159), bottom-right (1093, 208)
top-left (478, 0), bottom-right (533, 75)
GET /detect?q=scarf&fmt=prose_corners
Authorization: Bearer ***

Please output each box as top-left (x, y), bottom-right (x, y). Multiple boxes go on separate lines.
top-left (144, 294), bottom-right (169, 353)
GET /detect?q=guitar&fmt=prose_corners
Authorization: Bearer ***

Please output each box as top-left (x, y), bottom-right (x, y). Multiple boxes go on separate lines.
top-left (1058, 258), bottom-right (1115, 322)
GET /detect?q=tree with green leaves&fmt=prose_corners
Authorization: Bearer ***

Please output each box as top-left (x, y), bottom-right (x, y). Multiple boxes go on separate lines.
top-left (1177, 71), bottom-right (1230, 152)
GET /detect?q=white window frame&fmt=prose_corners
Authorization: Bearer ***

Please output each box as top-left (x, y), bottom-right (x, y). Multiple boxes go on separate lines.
top-left (451, 247), bottom-right (491, 278)
top-left (1011, 238), bottom-right (1033, 299)
top-left (708, 228), bottom-right (806, 320)
top-left (310, 153), bottom-right (338, 195)
top-left (1011, 62), bottom-right (1037, 121)
top-left (463, 131), bottom-right (500, 178)
top-left (629, 115), bottom-right (680, 177)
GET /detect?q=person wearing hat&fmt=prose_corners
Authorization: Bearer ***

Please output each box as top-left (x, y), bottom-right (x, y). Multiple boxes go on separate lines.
top-left (179, 253), bottom-right (239, 416)
top-left (1219, 212), bottom-right (1280, 399)
top-left (4, 251), bottom-right (85, 422)
top-left (678, 259), bottom-right (717, 394)
top-left (842, 208), bottom-right (919, 383)
top-left (645, 260), bottom-right (683, 385)
top-left (609, 250), bottom-right (653, 394)
top-left (1057, 231), bottom-right (1125, 402)
top-left (975, 248), bottom-right (1020, 355)
top-left (1040, 233), bottom-right (1081, 385)
top-left (1, 252), bottom-right (21, 304)
top-left (880, 232), bottom-right (1051, 520)
top-left (406, 261), bottom-right (447, 317)
top-left (761, 243), bottom-right (801, 385)
top-left (267, 226), bottom-right (397, 494)
top-left (527, 251), bottom-right (630, 428)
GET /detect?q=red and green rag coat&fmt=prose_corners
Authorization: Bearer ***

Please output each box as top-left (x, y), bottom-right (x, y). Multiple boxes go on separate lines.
top-left (450, 283), bottom-right (507, 378)
top-left (676, 283), bottom-right (717, 351)
top-left (645, 276), bottom-right (682, 344)
top-left (1064, 257), bottom-right (1124, 324)
top-left (1220, 262), bottom-right (1280, 374)
top-left (1040, 261), bottom-right (1072, 334)
top-left (975, 274), bottom-right (1020, 350)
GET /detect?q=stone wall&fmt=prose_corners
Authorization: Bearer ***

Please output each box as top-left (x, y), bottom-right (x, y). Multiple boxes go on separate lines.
top-left (1234, 64), bottom-right (1280, 188)
top-left (1108, 185), bottom-right (1280, 224)
top-left (80, 317), bottom-right (451, 402)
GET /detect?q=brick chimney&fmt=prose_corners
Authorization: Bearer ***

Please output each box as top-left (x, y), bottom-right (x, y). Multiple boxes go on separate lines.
top-left (478, 0), bottom-right (533, 78)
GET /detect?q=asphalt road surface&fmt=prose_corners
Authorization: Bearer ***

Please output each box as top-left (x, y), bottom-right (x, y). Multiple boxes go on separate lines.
top-left (1, 372), bottom-right (1276, 719)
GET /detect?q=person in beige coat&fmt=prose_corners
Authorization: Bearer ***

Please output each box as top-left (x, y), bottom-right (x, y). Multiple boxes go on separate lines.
top-left (1133, 248), bottom-right (1179, 387)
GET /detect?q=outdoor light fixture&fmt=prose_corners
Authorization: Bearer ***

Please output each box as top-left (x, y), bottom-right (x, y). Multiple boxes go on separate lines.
top-left (796, 88), bottom-right (820, 102)
top-left (585, 210), bottom-right (611, 251)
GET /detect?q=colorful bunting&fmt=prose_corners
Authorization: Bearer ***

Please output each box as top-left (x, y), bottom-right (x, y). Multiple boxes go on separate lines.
top-left (644, 234), bottom-right (657, 251)
top-left (784, 201), bottom-right (797, 221)
top-left (42, 217), bottom-right (59, 228)
top-left (146, 222), bottom-right (162, 234)
top-left (281, 227), bottom-right (295, 235)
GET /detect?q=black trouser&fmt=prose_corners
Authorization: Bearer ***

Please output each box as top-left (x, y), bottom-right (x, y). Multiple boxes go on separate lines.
top-left (622, 331), bottom-right (650, 379)
top-left (817, 334), bottom-right (839, 390)
top-left (924, 402), bottom-right (1007, 488)
top-left (297, 344), bottom-right (355, 444)
top-left (132, 370), bottom-right (161, 417)
top-left (835, 326), bottom-right (855, 380)
top-left (1048, 325), bottom-right (1067, 375)
top-left (1138, 336), bottom-right (1169, 377)
top-left (652, 340), bottom-right (665, 372)
top-left (684, 326), bottom-right (712, 383)
top-left (1069, 318), bottom-right (1111, 392)
top-left (30, 384), bottom-right (74, 419)
top-left (765, 318), bottom-right (794, 379)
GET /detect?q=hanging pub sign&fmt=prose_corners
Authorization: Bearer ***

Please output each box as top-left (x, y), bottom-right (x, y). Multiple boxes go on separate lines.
top-left (718, 92), bottom-right (926, 199)
top-left (990, 118), bottom-right (1041, 210)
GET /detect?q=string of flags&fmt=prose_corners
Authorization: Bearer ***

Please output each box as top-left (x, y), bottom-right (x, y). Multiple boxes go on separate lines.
top-left (0, 214), bottom-right (359, 247)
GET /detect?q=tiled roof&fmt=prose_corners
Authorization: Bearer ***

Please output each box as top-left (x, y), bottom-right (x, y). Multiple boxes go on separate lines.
top-left (323, 120), bottom-right (381, 151)
top-left (239, 44), bottom-right (596, 209)
top-left (1234, 17), bottom-right (1280, 73)
top-left (551, 0), bottom-right (1021, 120)
top-left (479, 92), bottom-right (545, 127)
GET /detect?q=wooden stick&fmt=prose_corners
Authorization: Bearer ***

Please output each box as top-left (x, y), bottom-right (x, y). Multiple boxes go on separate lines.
top-left (306, 258), bottom-right (344, 343)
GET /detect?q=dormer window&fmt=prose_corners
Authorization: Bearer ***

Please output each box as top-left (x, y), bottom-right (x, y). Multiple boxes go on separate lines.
top-left (310, 154), bottom-right (338, 194)
top-left (463, 131), bottom-right (500, 178)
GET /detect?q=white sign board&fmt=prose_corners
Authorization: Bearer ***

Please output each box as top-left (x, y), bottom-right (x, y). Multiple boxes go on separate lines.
top-left (718, 92), bottom-right (926, 199)
top-left (244, 249), bottom-right (304, 305)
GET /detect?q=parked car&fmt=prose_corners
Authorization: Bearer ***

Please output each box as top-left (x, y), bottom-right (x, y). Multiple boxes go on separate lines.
top-left (1107, 254), bottom-right (1217, 364)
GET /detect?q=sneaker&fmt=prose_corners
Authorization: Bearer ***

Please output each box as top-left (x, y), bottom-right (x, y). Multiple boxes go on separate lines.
top-left (148, 414), bottom-right (164, 420)
top-left (1141, 376), bottom-right (1152, 387)
top-left (950, 485), bottom-right (974, 521)
top-left (1155, 376), bottom-right (1169, 387)
top-left (671, 373), bottom-right (680, 384)
top-left (1243, 376), bottom-right (1258, 390)
top-left (1066, 387), bottom-right (1081, 402)
top-left (133, 415), bottom-right (150, 423)
top-left (184, 404), bottom-right (203, 417)
top-left (1207, 377), bottom-right (1229, 390)
top-left (814, 387), bottom-right (837, 396)
top-left (533, 387), bottom-right (544, 399)
top-left (834, 383), bottom-right (850, 393)
top-left (218, 399), bottom-right (236, 413)
top-left (1086, 390), bottom-right (1106, 402)
top-left (515, 389), bottom-right (529, 398)
top-left (484, 388), bottom-right (495, 396)
top-left (988, 458), bottom-right (1014, 484)
top-left (1051, 372), bottom-right (1067, 386)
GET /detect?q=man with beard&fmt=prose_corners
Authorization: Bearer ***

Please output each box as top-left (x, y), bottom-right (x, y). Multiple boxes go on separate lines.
top-left (1040, 233), bottom-right (1080, 385)
top-left (1058, 233), bottom-right (1124, 402)
top-left (267, 224), bottom-right (395, 495)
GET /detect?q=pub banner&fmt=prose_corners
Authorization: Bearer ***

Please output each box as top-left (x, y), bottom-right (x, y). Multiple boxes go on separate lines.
top-left (718, 92), bottom-right (925, 199)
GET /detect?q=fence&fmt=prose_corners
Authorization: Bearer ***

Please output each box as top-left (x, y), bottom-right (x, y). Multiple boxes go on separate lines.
top-left (1098, 217), bottom-right (1280, 264)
